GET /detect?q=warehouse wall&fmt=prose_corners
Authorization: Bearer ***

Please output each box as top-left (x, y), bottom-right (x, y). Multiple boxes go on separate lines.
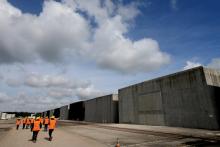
top-left (119, 66), bottom-right (220, 129)
top-left (85, 94), bottom-right (118, 123)
top-left (60, 105), bottom-right (69, 120)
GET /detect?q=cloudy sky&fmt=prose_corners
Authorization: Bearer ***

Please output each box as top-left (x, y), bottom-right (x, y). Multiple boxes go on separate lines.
top-left (0, 0), bottom-right (219, 112)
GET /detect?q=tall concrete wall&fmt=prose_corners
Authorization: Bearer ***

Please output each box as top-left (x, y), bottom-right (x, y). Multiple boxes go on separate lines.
top-left (85, 94), bottom-right (119, 123)
top-left (60, 105), bottom-right (69, 120)
top-left (49, 109), bottom-right (55, 117)
top-left (119, 66), bottom-right (220, 129)
top-left (68, 101), bottom-right (85, 121)
top-left (54, 108), bottom-right (60, 118)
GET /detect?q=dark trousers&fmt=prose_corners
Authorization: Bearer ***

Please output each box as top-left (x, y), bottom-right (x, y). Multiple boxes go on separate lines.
top-left (49, 129), bottom-right (54, 138)
top-left (23, 124), bottom-right (25, 129)
top-left (26, 124), bottom-right (29, 129)
top-left (40, 123), bottom-right (42, 129)
top-left (44, 124), bottom-right (48, 131)
top-left (16, 125), bottom-right (19, 130)
top-left (30, 123), bottom-right (34, 131)
top-left (32, 131), bottom-right (39, 141)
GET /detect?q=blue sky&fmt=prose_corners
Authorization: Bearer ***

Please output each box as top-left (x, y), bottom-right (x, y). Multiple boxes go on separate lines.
top-left (0, 0), bottom-right (219, 112)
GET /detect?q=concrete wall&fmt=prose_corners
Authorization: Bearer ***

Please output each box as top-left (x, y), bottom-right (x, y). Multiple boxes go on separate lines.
top-left (60, 105), bottom-right (69, 120)
top-left (49, 109), bottom-right (55, 117)
top-left (54, 108), bottom-right (60, 118)
top-left (85, 94), bottom-right (119, 123)
top-left (68, 101), bottom-right (85, 121)
top-left (46, 110), bottom-right (50, 117)
top-left (119, 66), bottom-right (220, 129)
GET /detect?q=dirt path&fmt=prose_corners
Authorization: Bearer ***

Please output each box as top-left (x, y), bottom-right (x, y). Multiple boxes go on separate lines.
top-left (1, 126), bottom-right (106, 147)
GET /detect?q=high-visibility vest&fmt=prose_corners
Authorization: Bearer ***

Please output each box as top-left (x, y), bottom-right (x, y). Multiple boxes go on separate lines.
top-left (44, 118), bottom-right (49, 125)
top-left (33, 120), bottom-right (41, 131)
top-left (40, 118), bottom-right (43, 124)
top-left (26, 119), bottom-right (30, 125)
top-left (30, 118), bottom-right (34, 124)
top-left (49, 118), bottom-right (56, 129)
top-left (16, 119), bottom-right (21, 125)
top-left (22, 118), bottom-right (26, 124)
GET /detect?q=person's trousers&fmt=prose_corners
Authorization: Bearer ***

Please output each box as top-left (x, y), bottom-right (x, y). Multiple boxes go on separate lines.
top-left (23, 124), bottom-right (25, 129)
top-left (40, 123), bottom-right (42, 129)
top-left (31, 123), bottom-right (34, 131)
top-left (49, 129), bottom-right (54, 138)
top-left (16, 125), bottom-right (19, 130)
top-left (44, 124), bottom-right (48, 131)
top-left (32, 131), bottom-right (39, 141)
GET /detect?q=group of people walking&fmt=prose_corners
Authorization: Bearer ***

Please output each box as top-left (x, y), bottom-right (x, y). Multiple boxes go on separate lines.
top-left (15, 116), bottom-right (57, 143)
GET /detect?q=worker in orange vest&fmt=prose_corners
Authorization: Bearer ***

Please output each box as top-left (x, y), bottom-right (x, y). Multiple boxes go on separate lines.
top-left (30, 117), bottom-right (34, 131)
top-left (44, 116), bottom-right (49, 131)
top-left (48, 116), bottom-right (56, 141)
top-left (32, 117), bottom-right (41, 143)
top-left (22, 117), bottom-right (26, 129)
top-left (16, 118), bottom-right (21, 130)
top-left (39, 117), bottom-right (43, 129)
top-left (26, 117), bottom-right (31, 129)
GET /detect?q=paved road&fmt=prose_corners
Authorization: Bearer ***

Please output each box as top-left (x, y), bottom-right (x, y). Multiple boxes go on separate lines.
top-left (1, 125), bottom-right (106, 147)
top-left (1, 120), bottom-right (220, 147)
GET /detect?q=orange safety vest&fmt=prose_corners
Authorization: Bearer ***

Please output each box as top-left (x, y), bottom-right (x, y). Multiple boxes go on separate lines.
top-left (44, 118), bottom-right (49, 125)
top-left (22, 118), bottom-right (26, 124)
top-left (26, 119), bottom-right (30, 125)
top-left (40, 118), bottom-right (43, 124)
top-left (16, 119), bottom-right (21, 125)
top-left (30, 118), bottom-right (34, 124)
top-left (33, 119), bottom-right (41, 131)
top-left (49, 118), bottom-right (56, 129)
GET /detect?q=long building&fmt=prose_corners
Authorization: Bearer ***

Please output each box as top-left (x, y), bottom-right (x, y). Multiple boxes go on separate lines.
top-left (85, 94), bottom-right (119, 123)
top-left (119, 66), bottom-right (220, 130)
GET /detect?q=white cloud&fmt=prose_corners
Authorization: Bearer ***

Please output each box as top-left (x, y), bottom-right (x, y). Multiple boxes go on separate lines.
top-left (6, 78), bottom-right (22, 87)
top-left (0, 0), bottom-right (170, 74)
top-left (183, 61), bottom-right (202, 70)
top-left (207, 58), bottom-right (220, 69)
top-left (170, 0), bottom-right (178, 10)
top-left (24, 73), bottom-right (90, 88)
top-left (0, 92), bottom-right (11, 103)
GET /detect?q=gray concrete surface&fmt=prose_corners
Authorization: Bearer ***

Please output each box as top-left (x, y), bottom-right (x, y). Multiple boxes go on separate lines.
top-left (1, 120), bottom-right (220, 146)
top-left (119, 66), bottom-right (220, 129)
top-left (85, 94), bottom-right (118, 123)
top-left (60, 105), bottom-right (69, 120)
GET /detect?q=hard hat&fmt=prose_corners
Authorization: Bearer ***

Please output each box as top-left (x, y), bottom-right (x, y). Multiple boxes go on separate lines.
top-left (50, 116), bottom-right (55, 118)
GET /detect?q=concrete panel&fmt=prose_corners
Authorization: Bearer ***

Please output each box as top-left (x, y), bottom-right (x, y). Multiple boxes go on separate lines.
top-left (85, 94), bottom-right (118, 123)
top-left (119, 66), bottom-right (220, 129)
top-left (54, 108), bottom-right (60, 118)
top-left (50, 109), bottom-right (54, 117)
top-left (60, 105), bottom-right (69, 120)
top-left (68, 101), bottom-right (85, 121)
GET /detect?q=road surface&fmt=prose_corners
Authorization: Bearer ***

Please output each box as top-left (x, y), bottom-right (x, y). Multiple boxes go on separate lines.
top-left (1, 120), bottom-right (220, 147)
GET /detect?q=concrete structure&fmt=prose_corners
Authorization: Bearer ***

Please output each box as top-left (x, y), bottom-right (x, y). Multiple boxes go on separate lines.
top-left (85, 94), bottom-right (119, 123)
top-left (60, 105), bottom-right (69, 120)
top-left (1, 113), bottom-right (7, 119)
top-left (68, 101), bottom-right (85, 121)
top-left (119, 66), bottom-right (220, 130)
top-left (46, 110), bottom-right (50, 117)
top-left (54, 108), bottom-right (60, 118)
top-left (50, 109), bottom-right (55, 117)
